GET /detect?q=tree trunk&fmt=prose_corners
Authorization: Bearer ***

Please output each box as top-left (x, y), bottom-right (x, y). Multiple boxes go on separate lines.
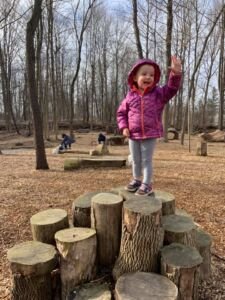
top-left (26, 0), bottom-right (49, 169)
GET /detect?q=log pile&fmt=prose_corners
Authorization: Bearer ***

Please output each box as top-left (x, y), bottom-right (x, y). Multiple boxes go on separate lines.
top-left (7, 188), bottom-right (212, 300)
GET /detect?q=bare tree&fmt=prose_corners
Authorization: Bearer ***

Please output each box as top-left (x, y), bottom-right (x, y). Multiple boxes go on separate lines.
top-left (26, 0), bottom-right (49, 170)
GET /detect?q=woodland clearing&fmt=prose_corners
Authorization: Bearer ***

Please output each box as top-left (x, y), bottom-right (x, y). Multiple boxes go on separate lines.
top-left (0, 131), bottom-right (225, 299)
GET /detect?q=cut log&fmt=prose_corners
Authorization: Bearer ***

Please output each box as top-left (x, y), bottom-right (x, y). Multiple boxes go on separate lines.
top-left (91, 193), bottom-right (123, 267)
top-left (55, 227), bottom-right (97, 300)
top-left (113, 197), bottom-right (164, 280)
top-left (72, 191), bottom-right (101, 227)
top-left (195, 227), bottom-right (212, 280)
top-left (161, 243), bottom-right (203, 300)
top-left (168, 128), bottom-right (179, 140)
top-left (30, 208), bottom-right (69, 244)
top-left (196, 140), bottom-right (207, 156)
top-left (73, 282), bottom-right (112, 300)
top-left (115, 271), bottom-right (178, 300)
top-left (162, 215), bottom-right (196, 247)
top-left (150, 190), bottom-right (175, 215)
top-left (7, 241), bottom-right (57, 300)
top-left (64, 157), bottom-right (126, 170)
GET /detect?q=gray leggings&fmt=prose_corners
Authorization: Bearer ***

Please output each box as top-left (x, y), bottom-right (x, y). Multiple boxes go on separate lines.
top-left (129, 138), bottom-right (157, 185)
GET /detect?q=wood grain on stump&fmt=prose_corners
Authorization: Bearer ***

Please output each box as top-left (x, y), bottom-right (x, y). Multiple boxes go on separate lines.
top-left (115, 272), bottom-right (178, 300)
top-left (113, 197), bottom-right (164, 280)
top-left (55, 227), bottom-right (97, 300)
top-left (7, 241), bottom-right (57, 300)
top-left (195, 227), bottom-right (212, 280)
top-left (91, 193), bottom-right (123, 267)
top-left (72, 191), bottom-right (100, 227)
top-left (150, 190), bottom-right (175, 215)
top-left (161, 243), bottom-right (203, 300)
top-left (30, 208), bottom-right (69, 244)
top-left (162, 215), bottom-right (196, 247)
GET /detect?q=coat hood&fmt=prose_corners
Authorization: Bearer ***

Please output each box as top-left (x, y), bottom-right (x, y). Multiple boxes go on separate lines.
top-left (128, 59), bottom-right (161, 89)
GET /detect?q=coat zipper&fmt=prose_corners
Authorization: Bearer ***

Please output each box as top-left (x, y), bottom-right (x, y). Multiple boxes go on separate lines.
top-left (141, 96), bottom-right (145, 138)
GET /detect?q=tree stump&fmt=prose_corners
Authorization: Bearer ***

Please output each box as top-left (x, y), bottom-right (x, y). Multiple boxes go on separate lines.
top-left (196, 140), bottom-right (207, 156)
top-left (91, 193), bottom-right (123, 267)
top-left (7, 241), bottom-right (57, 300)
top-left (90, 143), bottom-right (109, 156)
top-left (150, 190), bottom-right (175, 215)
top-left (113, 197), bottom-right (164, 280)
top-left (115, 271), bottom-right (178, 300)
top-left (55, 227), bottom-right (97, 300)
top-left (162, 215), bottom-right (196, 247)
top-left (30, 208), bottom-right (69, 244)
top-left (195, 227), bottom-right (212, 280)
top-left (72, 191), bottom-right (100, 227)
top-left (175, 208), bottom-right (193, 220)
top-left (161, 243), bottom-right (203, 300)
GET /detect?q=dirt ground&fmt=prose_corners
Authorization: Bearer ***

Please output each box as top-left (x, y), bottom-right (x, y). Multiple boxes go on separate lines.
top-left (0, 131), bottom-right (225, 299)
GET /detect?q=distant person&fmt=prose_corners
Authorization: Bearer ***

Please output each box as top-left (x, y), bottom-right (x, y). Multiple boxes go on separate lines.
top-left (117, 56), bottom-right (182, 195)
top-left (98, 133), bottom-right (106, 144)
top-left (61, 133), bottom-right (75, 150)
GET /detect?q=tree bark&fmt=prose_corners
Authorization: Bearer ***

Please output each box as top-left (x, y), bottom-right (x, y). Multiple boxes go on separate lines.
top-left (26, 0), bottom-right (49, 169)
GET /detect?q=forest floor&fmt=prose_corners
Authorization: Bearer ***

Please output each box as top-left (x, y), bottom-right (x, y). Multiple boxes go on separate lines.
top-left (0, 130), bottom-right (225, 299)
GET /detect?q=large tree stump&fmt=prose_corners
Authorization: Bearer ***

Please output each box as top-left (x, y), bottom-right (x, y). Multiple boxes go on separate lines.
top-left (113, 197), bottom-right (164, 280)
top-left (150, 190), bottom-right (175, 215)
top-left (161, 243), bottom-right (203, 300)
top-left (195, 227), bottom-right (212, 280)
top-left (72, 191), bottom-right (100, 227)
top-left (55, 227), bottom-right (97, 300)
top-left (115, 272), bottom-right (178, 300)
top-left (7, 241), bottom-right (57, 300)
top-left (91, 193), bottom-right (123, 267)
top-left (30, 208), bottom-right (69, 244)
top-left (196, 140), bottom-right (207, 156)
top-left (162, 215), bottom-right (196, 247)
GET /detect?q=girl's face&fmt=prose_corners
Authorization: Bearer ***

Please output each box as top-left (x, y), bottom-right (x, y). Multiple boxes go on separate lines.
top-left (134, 64), bottom-right (155, 91)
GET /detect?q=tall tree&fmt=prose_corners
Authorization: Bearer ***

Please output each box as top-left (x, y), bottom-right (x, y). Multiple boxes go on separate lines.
top-left (26, 0), bottom-right (49, 169)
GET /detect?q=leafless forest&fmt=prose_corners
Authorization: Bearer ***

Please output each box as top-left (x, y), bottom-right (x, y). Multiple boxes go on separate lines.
top-left (0, 0), bottom-right (225, 168)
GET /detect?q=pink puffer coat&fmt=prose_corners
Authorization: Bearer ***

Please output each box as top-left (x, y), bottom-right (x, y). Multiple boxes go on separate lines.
top-left (117, 59), bottom-right (182, 139)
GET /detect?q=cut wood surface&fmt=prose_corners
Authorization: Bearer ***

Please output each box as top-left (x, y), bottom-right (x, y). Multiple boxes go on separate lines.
top-left (7, 241), bottom-right (57, 300)
top-left (113, 197), bottom-right (164, 279)
top-left (91, 193), bottom-right (123, 267)
top-left (30, 208), bottom-right (69, 244)
top-left (72, 191), bottom-right (101, 227)
top-left (115, 272), bottom-right (178, 300)
top-left (161, 243), bottom-right (203, 300)
top-left (162, 214), bottom-right (196, 247)
top-left (7, 241), bottom-right (57, 276)
top-left (55, 227), bottom-right (97, 300)
top-left (64, 157), bottom-right (126, 170)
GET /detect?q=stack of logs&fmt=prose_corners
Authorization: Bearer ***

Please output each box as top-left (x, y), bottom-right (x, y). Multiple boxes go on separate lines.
top-left (7, 189), bottom-right (212, 300)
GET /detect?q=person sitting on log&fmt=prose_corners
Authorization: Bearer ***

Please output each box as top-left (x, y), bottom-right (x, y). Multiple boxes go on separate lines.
top-left (98, 133), bottom-right (106, 144)
top-left (61, 133), bottom-right (75, 150)
top-left (117, 56), bottom-right (182, 195)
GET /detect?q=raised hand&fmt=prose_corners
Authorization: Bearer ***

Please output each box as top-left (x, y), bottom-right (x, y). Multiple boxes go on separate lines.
top-left (170, 56), bottom-right (182, 74)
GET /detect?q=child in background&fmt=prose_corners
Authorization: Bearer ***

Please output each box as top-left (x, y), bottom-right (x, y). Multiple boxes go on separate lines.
top-left (117, 56), bottom-right (182, 195)
top-left (61, 133), bottom-right (75, 150)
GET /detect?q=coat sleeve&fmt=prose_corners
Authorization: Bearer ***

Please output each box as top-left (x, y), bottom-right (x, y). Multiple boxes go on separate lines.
top-left (117, 96), bottom-right (129, 131)
top-left (160, 72), bottom-right (182, 104)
